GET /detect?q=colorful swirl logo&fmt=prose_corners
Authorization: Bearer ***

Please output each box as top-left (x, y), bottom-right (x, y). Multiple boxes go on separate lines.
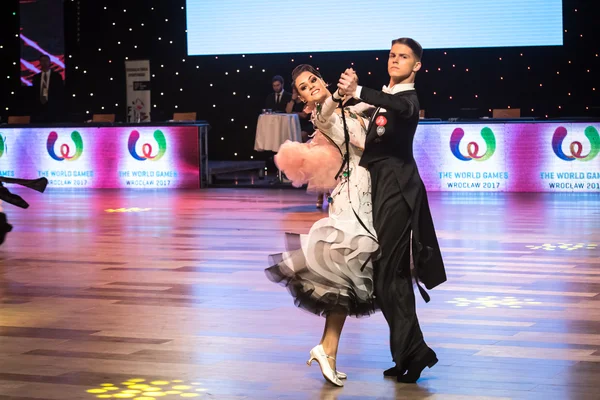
top-left (0, 135), bottom-right (6, 158)
top-left (128, 130), bottom-right (167, 161)
top-left (47, 131), bottom-right (84, 161)
top-left (450, 127), bottom-right (496, 161)
top-left (552, 126), bottom-right (600, 162)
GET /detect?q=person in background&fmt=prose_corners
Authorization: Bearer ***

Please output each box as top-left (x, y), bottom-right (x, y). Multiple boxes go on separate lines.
top-left (265, 75), bottom-right (292, 113)
top-left (31, 54), bottom-right (64, 122)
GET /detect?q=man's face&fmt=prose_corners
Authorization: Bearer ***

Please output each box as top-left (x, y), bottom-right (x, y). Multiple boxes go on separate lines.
top-left (387, 44), bottom-right (421, 81)
top-left (40, 56), bottom-right (51, 71)
top-left (272, 81), bottom-right (283, 93)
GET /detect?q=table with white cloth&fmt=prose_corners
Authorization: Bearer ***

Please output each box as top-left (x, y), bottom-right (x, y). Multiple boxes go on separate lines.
top-left (254, 113), bottom-right (302, 182)
top-left (254, 113), bottom-right (302, 152)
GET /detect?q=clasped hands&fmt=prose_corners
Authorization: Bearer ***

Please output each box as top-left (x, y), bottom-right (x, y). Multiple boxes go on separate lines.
top-left (337, 68), bottom-right (358, 98)
top-left (303, 68), bottom-right (359, 113)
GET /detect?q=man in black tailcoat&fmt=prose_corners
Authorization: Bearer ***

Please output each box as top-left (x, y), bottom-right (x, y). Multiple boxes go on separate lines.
top-left (337, 37), bottom-right (446, 383)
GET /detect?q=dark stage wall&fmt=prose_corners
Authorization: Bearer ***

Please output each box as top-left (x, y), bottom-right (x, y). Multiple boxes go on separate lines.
top-left (0, 0), bottom-right (599, 161)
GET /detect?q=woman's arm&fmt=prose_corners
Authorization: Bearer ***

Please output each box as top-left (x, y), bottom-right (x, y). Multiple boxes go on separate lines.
top-left (314, 91), bottom-right (343, 126)
top-left (313, 92), bottom-right (367, 150)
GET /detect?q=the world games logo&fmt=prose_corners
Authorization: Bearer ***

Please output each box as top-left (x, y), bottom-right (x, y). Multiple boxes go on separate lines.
top-left (0, 134), bottom-right (6, 158)
top-left (552, 126), bottom-right (600, 162)
top-left (128, 129), bottom-right (167, 161)
top-left (47, 131), bottom-right (83, 161)
top-left (450, 127), bottom-right (496, 161)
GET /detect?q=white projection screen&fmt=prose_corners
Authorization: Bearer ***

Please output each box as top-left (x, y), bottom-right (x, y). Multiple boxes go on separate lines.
top-left (185, 0), bottom-right (563, 56)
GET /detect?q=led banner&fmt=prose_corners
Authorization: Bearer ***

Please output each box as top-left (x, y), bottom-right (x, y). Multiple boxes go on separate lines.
top-left (116, 126), bottom-right (200, 188)
top-left (415, 124), bottom-right (510, 191)
top-left (0, 126), bottom-right (200, 188)
top-left (520, 123), bottom-right (600, 192)
top-left (0, 131), bottom-right (19, 179)
top-left (2, 123), bottom-right (596, 192)
top-left (413, 122), bottom-right (600, 192)
top-left (186, 0), bottom-right (563, 55)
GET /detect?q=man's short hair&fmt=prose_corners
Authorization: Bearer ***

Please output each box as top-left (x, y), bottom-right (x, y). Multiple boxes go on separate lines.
top-left (391, 38), bottom-right (423, 61)
top-left (272, 75), bottom-right (284, 85)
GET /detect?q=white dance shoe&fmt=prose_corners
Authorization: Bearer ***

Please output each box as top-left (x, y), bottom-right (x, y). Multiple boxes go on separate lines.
top-left (309, 345), bottom-right (347, 379)
top-left (307, 344), bottom-right (344, 386)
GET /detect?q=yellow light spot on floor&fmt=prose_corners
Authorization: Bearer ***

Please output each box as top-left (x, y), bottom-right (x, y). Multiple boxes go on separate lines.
top-left (142, 393), bottom-right (166, 397)
top-left (101, 384), bottom-right (115, 387)
top-left (172, 385), bottom-right (191, 390)
top-left (150, 381), bottom-right (170, 386)
top-left (88, 389), bottom-right (108, 394)
top-left (129, 385), bottom-right (150, 390)
top-left (114, 394), bottom-right (136, 399)
top-left (122, 390), bottom-right (142, 394)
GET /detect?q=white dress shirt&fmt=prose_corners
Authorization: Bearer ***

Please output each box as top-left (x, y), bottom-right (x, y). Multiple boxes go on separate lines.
top-left (40, 70), bottom-right (51, 98)
top-left (275, 89), bottom-right (285, 103)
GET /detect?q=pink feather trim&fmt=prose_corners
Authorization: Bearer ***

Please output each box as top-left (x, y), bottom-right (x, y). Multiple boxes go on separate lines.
top-left (274, 130), bottom-right (342, 192)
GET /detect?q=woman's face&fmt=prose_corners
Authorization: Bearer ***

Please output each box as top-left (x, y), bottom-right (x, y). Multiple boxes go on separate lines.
top-left (295, 71), bottom-right (328, 103)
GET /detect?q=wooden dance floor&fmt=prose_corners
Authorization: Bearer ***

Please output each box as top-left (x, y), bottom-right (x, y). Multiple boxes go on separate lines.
top-left (0, 188), bottom-right (599, 400)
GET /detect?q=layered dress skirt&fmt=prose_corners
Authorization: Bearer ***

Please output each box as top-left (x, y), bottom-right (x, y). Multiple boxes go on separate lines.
top-left (265, 98), bottom-right (380, 317)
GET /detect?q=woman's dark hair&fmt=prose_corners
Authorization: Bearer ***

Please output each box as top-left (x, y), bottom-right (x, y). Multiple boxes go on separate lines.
top-left (291, 64), bottom-right (324, 90)
top-left (391, 38), bottom-right (423, 61)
